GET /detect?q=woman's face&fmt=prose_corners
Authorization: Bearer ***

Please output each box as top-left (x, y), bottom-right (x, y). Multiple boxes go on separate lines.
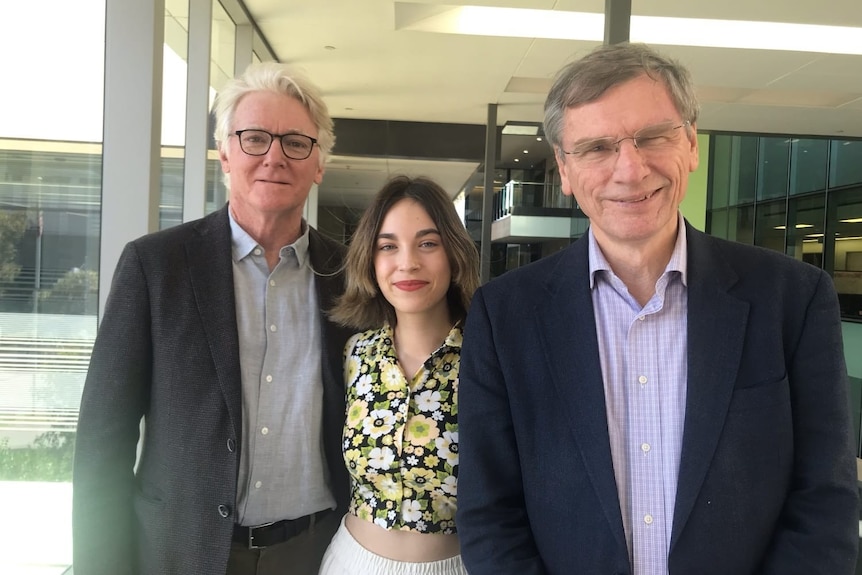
top-left (373, 198), bottom-right (452, 322)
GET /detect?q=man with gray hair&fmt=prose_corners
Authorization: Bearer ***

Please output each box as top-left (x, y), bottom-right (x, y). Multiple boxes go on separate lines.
top-left (73, 62), bottom-right (352, 575)
top-left (457, 42), bottom-right (858, 574)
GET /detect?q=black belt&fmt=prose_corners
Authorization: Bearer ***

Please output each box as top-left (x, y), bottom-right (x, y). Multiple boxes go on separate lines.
top-left (233, 509), bottom-right (330, 549)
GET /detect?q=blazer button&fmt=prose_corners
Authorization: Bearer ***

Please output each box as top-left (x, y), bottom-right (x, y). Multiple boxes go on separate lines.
top-left (217, 504), bottom-right (231, 518)
top-left (227, 438), bottom-right (236, 453)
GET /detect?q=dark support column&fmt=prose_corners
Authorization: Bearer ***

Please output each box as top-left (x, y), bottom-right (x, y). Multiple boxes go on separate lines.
top-left (604, 0), bottom-right (631, 45)
top-left (480, 104), bottom-right (498, 284)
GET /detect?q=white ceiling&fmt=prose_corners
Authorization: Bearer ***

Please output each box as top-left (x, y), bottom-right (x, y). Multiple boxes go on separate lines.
top-left (240, 0), bottom-right (862, 208)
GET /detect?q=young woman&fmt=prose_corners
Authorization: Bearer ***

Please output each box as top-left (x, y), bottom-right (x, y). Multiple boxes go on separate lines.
top-left (320, 176), bottom-right (480, 575)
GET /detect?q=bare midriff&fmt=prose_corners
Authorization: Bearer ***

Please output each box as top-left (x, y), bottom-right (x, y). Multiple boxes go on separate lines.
top-left (344, 513), bottom-right (460, 562)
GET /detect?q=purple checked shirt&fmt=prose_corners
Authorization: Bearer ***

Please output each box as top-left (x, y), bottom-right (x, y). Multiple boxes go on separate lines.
top-left (589, 215), bottom-right (688, 575)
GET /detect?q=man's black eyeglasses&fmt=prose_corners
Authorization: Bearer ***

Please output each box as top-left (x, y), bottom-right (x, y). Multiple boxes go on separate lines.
top-left (233, 129), bottom-right (318, 160)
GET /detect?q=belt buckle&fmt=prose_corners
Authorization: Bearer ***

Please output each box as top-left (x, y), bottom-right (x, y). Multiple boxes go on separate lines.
top-left (248, 521), bottom-right (275, 550)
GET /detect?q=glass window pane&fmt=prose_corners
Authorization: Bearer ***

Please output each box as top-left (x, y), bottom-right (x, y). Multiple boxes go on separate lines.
top-left (161, 0), bottom-right (190, 229)
top-left (709, 134), bottom-right (757, 208)
top-left (0, 2), bottom-right (104, 572)
top-left (830, 187), bottom-right (862, 320)
top-left (830, 140), bottom-right (862, 189)
top-left (786, 195), bottom-right (825, 264)
top-left (206, 0), bottom-right (235, 215)
top-left (754, 199), bottom-right (787, 253)
top-left (211, 0), bottom-right (235, 94)
top-left (709, 135), bottom-right (731, 209)
top-left (789, 138), bottom-right (828, 195)
top-left (706, 208), bottom-right (728, 240)
top-left (727, 205), bottom-right (755, 245)
top-left (757, 137), bottom-right (790, 201)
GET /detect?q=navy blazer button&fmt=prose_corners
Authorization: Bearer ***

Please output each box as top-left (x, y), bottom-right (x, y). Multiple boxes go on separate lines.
top-left (227, 438), bottom-right (236, 452)
top-left (217, 504), bottom-right (231, 518)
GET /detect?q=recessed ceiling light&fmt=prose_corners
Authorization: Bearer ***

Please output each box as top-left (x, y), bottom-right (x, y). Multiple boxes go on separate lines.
top-left (396, 4), bottom-right (862, 55)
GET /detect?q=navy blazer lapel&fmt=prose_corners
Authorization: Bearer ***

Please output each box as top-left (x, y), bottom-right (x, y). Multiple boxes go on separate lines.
top-left (537, 236), bottom-right (627, 552)
top-left (670, 225), bottom-right (749, 547)
top-left (185, 206), bottom-right (243, 437)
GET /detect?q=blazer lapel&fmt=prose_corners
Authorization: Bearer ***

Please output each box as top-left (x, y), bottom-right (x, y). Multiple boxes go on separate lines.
top-left (537, 237), bottom-right (628, 553)
top-left (670, 225), bottom-right (749, 547)
top-left (185, 206), bottom-right (243, 437)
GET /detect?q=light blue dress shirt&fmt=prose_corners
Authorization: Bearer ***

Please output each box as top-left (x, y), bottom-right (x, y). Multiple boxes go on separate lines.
top-left (590, 214), bottom-right (688, 575)
top-left (229, 211), bottom-right (335, 525)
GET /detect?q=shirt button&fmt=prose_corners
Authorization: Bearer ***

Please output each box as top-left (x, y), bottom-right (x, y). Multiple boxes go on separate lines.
top-left (269, 324), bottom-right (277, 332)
top-left (218, 504), bottom-right (231, 518)
top-left (255, 480), bottom-right (262, 489)
top-left (641, 443), bottom-right (650, 453)
top-left (637, 315), bottom-right (645, 321)
top-left (261, 427), bottom-right (269, 435)
top-left (226, 438), bottom-right (236, 452)
top-left (638, 375), bottom-right (648, 384)
top-left (644, 514), bottom-right (653, 525)
top-left (269, 279), bottom-right (276, 287)
top-left (253, 248), bottom-right (262, 256)
top-left (265, 374), bottom-right (273, 383)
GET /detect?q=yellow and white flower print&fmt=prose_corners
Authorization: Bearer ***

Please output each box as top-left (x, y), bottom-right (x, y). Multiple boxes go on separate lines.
top-left (344, 448), bottom-right (368, 477)
top-left (402, 467), bottom-right (439, 491)
top-left (380, 362), bottom-right (405, 392)
top-left (405, 414), bottom-right (440, 446)
top-left (401, 499), bottom-right (424, 523)
top-left (346, 400), bottom-right (369, 429)
top-left (431, 494), bottom-right (457, 521)
top-left (345, 355), bottom-right (360, 385)
top-left (435, 431), bottom-right (459, 466)
top-left (343, 324), bottom-right (462, 535)
top-left (415, 389), bottom-right (442, 412)
top-left (440, 475), bottom-right (457, 496)
top-left (373, 474), bottom-right (402, 501)
top-left (367, 446), bottom-right (396, 470)
top-left (355, 373), bottom-right (373, 397)
top-left (363, 409), bottom-right (396, 439)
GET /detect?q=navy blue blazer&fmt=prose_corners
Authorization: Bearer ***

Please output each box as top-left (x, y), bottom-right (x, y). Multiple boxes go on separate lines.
top-left (457, 222), bottom-right (858, 575)
top-left (72, 204), bottom-right (353, 575)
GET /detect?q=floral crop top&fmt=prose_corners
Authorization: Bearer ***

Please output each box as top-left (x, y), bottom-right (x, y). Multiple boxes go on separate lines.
top-left (342, 323), bottom-right (461, 534)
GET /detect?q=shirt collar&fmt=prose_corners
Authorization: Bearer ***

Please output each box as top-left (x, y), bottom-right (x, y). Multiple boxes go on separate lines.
top-left (376, 322), bottom-right (464, 358)
top-left (588, 212), bottom-right (688, 288)
top-left (228, 207), bottom-right (310, 266)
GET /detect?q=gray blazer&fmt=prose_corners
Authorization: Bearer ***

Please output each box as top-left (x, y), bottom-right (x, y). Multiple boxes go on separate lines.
top-left (457, 221), bottom-right (859, 575)
top-left (72, 204), bottom-right (352, 574)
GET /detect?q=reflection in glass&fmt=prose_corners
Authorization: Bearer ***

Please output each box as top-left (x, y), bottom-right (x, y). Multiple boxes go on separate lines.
top-left (830, 140), bottom-right (862, 189)
top-left (789, 138), bottom-right (827, 196)
top-left (727, 206), bottom-right (755, 246)
top-left (161, 0), bottom-right (189, 229)
top-left (753, 199), bottom-right (786, 253)
top-left (756, 137), bottom-right (790, 201)
top-left (786, 195), bottom-right (825, 264)
top-left (206, 0), bottom-right (235, 216)
top-left (0, 1), bottom-right (105, 570)
top-left (707, 208), bottom-right (728, 240)
top-left (0, 141), bottom-right (101, 571)
top-left (710, 134), bottom-right (757, 208)
top-left (830, 188), bottom-right (862, 320)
